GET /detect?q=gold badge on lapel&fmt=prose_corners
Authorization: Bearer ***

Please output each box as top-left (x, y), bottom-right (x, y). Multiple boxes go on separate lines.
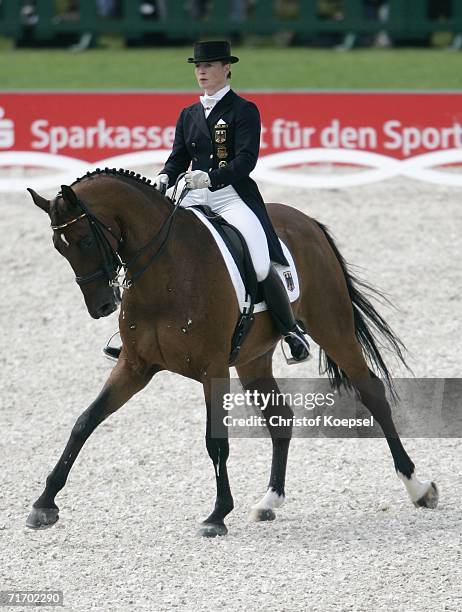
top-left (217, 146), bottom-right (228, 159)
top-left (215, 129), bottom-right (227, 144)
top-left (214, 119), bottom-right (229, 164)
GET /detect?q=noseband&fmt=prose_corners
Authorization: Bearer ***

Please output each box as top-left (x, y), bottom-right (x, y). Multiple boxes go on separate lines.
top-left (51, 178), bottom-right (187, 290)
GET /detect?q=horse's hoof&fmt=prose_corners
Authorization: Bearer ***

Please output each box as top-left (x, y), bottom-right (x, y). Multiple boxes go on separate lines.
top-left (249, 507), bottom-right (276, 522)
top-left (414, 482), bottom-right (439, 509)
top-left (197, 522), bottom-right (228, 538)
top-left (26, 507), bottom-right (59, 530)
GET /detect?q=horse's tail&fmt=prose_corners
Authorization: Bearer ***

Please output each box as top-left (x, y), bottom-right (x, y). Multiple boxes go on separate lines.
top-left (315, 221), bottom-right (409, 400)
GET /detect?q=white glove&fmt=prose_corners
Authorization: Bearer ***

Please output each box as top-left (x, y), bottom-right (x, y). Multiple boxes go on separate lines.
top-left (185, 170), bottom-right (211, 190)
top-left (154, 173), bottom-right (169, 190)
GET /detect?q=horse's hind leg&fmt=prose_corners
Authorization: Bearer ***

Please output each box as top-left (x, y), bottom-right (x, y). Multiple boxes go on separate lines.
top-left (26, 358), bottom-right (159, 529)
top-left (321, 339), bottom-right (438, 509)
top-left (236, 349), bottom-right (292, 522)
top-left (354, 368), bottom-right (438, 509)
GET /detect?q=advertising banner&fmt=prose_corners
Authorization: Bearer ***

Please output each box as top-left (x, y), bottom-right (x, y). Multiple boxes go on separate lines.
top-left (1, 92), bottom-right (462, 191)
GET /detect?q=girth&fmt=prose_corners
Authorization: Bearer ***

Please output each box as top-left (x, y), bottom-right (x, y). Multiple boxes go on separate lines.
top-left (189, 205), bottom-right (258, 364)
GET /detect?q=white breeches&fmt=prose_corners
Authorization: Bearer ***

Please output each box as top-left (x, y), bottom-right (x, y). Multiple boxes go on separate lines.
top-left (180, 185), bottom-right (271, 282)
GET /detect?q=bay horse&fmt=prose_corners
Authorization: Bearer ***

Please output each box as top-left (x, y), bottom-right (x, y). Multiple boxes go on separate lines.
top-left (26, 168), bottom-right (438, 537)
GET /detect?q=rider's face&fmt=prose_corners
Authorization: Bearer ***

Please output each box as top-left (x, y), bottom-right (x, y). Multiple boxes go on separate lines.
top-left (194, 61), bottom-right (230, 95)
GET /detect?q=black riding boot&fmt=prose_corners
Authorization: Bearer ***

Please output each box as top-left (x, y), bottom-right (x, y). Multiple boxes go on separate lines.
top-left (261, 265), bottom-right (310, 362)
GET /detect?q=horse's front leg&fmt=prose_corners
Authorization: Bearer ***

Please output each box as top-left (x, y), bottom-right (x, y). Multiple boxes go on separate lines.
top-left (26, 357), bottom-right (159, 529)
top-left (198, 367), bottom-right (234, 537)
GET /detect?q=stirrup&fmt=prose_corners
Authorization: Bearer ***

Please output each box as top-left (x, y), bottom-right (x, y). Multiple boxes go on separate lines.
top-left (280, 330), bottom-right (312, 365)
top-left (103, 345), bottom-right (121, 362)
top-left (103, 330), bottom-right (121, 362)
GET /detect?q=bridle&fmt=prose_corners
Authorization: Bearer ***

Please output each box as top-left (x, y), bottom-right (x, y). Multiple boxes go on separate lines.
top-left (52, 198), bottom-right (124, 288)
top-left (51, 177), bottom-right (188, 290)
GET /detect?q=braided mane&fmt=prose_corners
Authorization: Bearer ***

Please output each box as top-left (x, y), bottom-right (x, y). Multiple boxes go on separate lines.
top-left (70, 167), bottom-right (157, 190)
top-left (53, 168), bottom-right (162, 222)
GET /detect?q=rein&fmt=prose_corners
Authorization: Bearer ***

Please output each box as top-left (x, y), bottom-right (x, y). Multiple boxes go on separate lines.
top-left (51, 175), bottom-right (188, 289)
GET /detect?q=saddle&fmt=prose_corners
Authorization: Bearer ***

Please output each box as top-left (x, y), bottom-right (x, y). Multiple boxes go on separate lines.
top-left (190, 205), bottom-right (258, 364)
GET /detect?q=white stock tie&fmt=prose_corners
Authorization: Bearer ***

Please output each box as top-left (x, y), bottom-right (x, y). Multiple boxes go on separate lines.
top-left (200, 95), bottom-right (218, 116)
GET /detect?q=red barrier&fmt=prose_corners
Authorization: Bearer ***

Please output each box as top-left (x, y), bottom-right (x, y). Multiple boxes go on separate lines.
top-left (1, 92), bottom-right (462, 162)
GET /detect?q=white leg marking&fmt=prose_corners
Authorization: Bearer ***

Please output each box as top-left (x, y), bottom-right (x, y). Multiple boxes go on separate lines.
top-left (249, 488), bottom-right (285, 521)
top-left (398, 471), bottom-right (432, 503)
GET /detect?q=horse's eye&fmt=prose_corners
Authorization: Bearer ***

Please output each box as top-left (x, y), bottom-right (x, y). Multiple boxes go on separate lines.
top-left (78, 235), bottom-right (95, 250)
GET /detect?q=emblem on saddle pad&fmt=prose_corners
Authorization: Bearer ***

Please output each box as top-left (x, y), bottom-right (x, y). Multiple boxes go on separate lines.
top-left (283, 271), bottom-right (295, 292)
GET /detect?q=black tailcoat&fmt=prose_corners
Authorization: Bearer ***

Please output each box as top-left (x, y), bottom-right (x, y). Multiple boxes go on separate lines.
top-left (160, 89), bottom-right (288, 265)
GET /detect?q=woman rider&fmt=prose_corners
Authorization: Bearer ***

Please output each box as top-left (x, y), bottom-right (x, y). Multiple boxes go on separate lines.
top-left (104, 41), bottom-right (309, 362)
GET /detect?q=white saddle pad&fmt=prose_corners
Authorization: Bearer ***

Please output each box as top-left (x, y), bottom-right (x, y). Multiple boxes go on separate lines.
top-left (187, 207), bottom-right (300, 313)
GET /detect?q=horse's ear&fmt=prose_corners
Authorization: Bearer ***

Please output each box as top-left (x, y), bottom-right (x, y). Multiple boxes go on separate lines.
top-left (60, 185), bottom-right (79, 207)
top-left (27, 188), bottom-right (50, 213)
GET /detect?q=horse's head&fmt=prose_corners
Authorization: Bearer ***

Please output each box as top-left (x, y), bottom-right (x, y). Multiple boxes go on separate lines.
top-left (28, 185), bottom-right (122, 319)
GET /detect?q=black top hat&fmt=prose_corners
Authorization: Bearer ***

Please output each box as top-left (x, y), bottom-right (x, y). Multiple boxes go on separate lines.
top-left (187, 41), bottom-right (239, 64)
